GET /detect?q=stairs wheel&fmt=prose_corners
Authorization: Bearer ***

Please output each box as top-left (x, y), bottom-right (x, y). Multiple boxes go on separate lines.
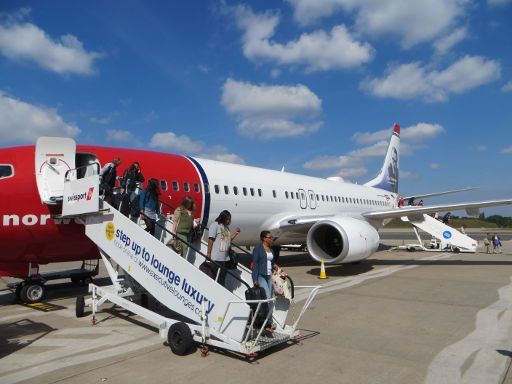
top-left (168, 322), bottom-right (194, 356)
top-left (76, 295), bottom-right (86, 318)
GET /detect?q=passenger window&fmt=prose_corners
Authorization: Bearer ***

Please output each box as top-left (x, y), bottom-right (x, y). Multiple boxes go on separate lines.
top-left (243, 187), bottom-right (247, 196)
top-left (295, 192), bottom-right (299, 199)
top-left (301, 193), bottom-right (305, 200)
top-left (258, 189), bottom-right (262, 197)
top-left (160, 180), bottom-right (168, 191)
top-left (224, 185), bottom-right (229, 194)
top-left (194, 183), bottom-right (200, 193)
top-left (183, 182), bottom-right (190, 192)
top-left (290, 192), bottom-right (294, 199)
top-left (214, 185), bottom-right (220, 194)
top-left (204, 183), bottom-right (210, 193)
top-left (172, 181), bottom-right (179, 191)
top-left (234, 186), bottom-right (238, 195)
top-left (316, 194), bottom-right (319, 200)
top-left (250, 188), bottom-right (254, 196)
top-left (273, 190), bottom-right (276, 198)
top-left (321, 195), bottom-right (325, 202)
top-left (0, 165), bottom-right (13, 179)
top-left (285, 191), bottom-right (289, 199)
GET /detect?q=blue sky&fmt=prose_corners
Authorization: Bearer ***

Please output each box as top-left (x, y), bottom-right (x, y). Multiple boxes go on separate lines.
top-left (0, 1), bottom-right (511, 215)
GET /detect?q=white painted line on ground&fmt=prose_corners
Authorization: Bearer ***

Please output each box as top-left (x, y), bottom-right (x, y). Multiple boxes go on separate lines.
top-left (294, 253), bottom-right (453, 303)
top-left (424, 277), bottom-right (512, 384)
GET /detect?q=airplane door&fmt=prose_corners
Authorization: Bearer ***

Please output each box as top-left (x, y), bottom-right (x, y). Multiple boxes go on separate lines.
top-left (308, 190), bottom-right (316, 209)
top-left (35, 137), bottom-right (76, 204)
top-left (298, 188), bottom-right (308, 209)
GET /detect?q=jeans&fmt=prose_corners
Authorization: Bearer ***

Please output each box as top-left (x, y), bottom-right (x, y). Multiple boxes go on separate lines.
top-left (257, 275), bottom-right (273, 318)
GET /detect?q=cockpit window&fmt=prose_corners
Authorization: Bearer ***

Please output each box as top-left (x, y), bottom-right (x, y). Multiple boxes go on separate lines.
top-left (0, 164), bottom-right (13, 179)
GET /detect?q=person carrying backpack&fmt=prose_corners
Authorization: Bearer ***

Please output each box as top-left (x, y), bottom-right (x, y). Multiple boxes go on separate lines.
top-left (100, 157), bottom-right (121, 204)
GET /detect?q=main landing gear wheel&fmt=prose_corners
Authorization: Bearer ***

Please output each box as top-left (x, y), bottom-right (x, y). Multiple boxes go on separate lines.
top-left (168, 322), bottom-right (193, 356)
top-left (75, 295), bottom-right (85, 318)
top-left (19, 282), bottom-right (45, 304)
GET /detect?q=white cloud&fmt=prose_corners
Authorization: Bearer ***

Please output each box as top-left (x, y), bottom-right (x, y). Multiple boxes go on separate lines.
top-left (221, 78), bottom-right (323, 139)
top-left (106, 129), bottom-right (134, 143)
top-left (231, 4), bottom-right (374, 71)
top-left (149, 132), bottom-right (204, 154)
top-left (430, 162), bottom-right (442, 169)
top-left (502, 81), bottom-right (512, 92)
top-left (354, 122), bottom-right (445, 144)
top-left (362, 56), bottom-right (501, 102)
top-left (287, 0), bottom-right (469, 48)
top-left (334, 167), bottom-right (368, 179)
top-left (433, 26), bottom-right (468, 54)
top-left (90, 116), bottom-right (112, 125)
top-left (303, 155), bottom-right (353, 170)
top-left (501, 146), bottom-right (512, 154)
top-left (0, 91), bottom-right (80, 144)
top-left (303, 122), bottom-right (443, 177)
top-left (348, 140), bottom-right (390, 158)
top-left (0, 11), bottom-right (101, 75)
top-left (198, 146), bottom-right (245, 165)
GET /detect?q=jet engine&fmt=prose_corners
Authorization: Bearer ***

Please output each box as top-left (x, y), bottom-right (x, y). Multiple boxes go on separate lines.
top-left (306, 216), bottom-right (380, 264)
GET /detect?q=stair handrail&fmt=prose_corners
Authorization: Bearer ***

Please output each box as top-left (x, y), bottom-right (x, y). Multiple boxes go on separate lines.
top-left (113, 195), bottom-right (251, 291)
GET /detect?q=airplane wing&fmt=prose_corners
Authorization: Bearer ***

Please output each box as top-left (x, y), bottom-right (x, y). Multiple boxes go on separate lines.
top-left (401, 187), bottom-right (477, 201)
top-left (362, 198), bottom-right (512, 220)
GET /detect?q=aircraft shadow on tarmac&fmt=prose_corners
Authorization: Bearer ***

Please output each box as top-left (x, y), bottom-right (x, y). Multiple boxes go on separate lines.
top-left (0, 318), bottom-right (56, 359)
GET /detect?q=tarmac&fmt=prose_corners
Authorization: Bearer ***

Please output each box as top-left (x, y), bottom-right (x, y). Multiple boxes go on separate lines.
top-left (2, 230), bottom-right (512, 384)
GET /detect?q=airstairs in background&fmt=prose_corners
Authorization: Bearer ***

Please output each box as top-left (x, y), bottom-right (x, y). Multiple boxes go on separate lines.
top-left (400, 213), bottom-right (477, 253)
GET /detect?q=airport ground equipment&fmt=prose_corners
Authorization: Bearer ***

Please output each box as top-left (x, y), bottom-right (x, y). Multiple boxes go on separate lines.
top-left (396, 214), bottom-right (477, 253)
top-left (8, 260), bottom-right (99, 304)
top-left (60, 165), bottom-right (320, 357)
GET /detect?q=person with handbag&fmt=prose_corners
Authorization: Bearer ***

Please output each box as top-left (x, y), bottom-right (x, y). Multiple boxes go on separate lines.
top-left (171, 196), bottom-right (196, 258)
top-left (139, 178), bottom-right (160, 238)
top-left (206, 210), bottom-right (240, 287)
top-left (252, 230), bottom-right (276, 332)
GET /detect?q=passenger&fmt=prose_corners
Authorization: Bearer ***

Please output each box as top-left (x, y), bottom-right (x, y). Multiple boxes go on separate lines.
top-left (484, 233), bottom-right (492, 254)
top-left (171, 196), bottom-right (196, 258)
top-left (459, 224), bottom-right (466, 235)
top-left (252, 230), bottom-right (276, 332)
top-left (206, 210), bottom-right (240, 287)
top-left (139, 178), bottom-right (160, 238)
top-left (121, 162), bottom-right (145, 221)
top-left (442, 212), bottom-right (451, 225)
top-left (492, 233), bottom-right (502, 254)
top-left (418, 199), bottom-right (424, 206)
top-left (398, 198), bottom-right (404, 207)
top-left (100, 157), bottom-right (121, 204)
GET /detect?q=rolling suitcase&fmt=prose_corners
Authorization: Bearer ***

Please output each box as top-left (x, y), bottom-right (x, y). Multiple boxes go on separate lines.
top-left (245, 286), bottom-right (268, 327)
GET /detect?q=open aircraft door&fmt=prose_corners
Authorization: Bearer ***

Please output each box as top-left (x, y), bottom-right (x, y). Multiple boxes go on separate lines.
top-left (35, 137), bottom-right (76, 204)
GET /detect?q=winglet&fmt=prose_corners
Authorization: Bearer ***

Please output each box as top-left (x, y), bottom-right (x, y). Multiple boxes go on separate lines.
top-left (393, 123), bottom-right (400, 135)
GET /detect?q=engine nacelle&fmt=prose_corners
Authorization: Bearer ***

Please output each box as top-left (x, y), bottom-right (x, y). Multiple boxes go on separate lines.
top-left (306, 216), bottom-right (380, 264)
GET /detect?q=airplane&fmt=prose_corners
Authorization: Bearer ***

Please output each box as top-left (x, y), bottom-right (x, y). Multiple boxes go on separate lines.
top-left (1, 123), bottom-right (511, 303)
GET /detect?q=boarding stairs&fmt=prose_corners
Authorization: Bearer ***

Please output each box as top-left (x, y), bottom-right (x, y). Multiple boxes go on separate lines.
top-left (60, 165), bottom-right (320, 356)
top-left (401, 213), bottom-right (477, 253)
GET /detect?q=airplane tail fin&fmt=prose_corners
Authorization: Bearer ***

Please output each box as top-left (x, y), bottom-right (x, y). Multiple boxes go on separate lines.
top-left (364, 123), bottom-right (400, 193)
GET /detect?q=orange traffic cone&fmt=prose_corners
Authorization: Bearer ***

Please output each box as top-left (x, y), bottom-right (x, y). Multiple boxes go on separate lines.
top-left (319, 258), bottom-right (328, 279)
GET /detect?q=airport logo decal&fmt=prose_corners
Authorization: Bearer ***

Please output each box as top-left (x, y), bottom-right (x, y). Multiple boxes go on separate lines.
top-left (443, 230), bottom-right (452, 239)
top-left (105, 222), bottom-right (115, 240)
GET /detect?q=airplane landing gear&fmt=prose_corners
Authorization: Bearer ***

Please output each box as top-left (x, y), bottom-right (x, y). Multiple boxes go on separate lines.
top-left (18, 280), bottom-right (46, 304)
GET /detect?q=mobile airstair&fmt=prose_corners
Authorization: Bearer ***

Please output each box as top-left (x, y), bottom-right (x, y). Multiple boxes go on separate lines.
top-left (398, 214), bottom-right (477, 253)
top-left (60, 164), bottom-right (320, 357)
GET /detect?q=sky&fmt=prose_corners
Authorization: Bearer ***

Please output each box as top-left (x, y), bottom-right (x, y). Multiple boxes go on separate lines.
top-left (0, 0), bottom-right (511, 215)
